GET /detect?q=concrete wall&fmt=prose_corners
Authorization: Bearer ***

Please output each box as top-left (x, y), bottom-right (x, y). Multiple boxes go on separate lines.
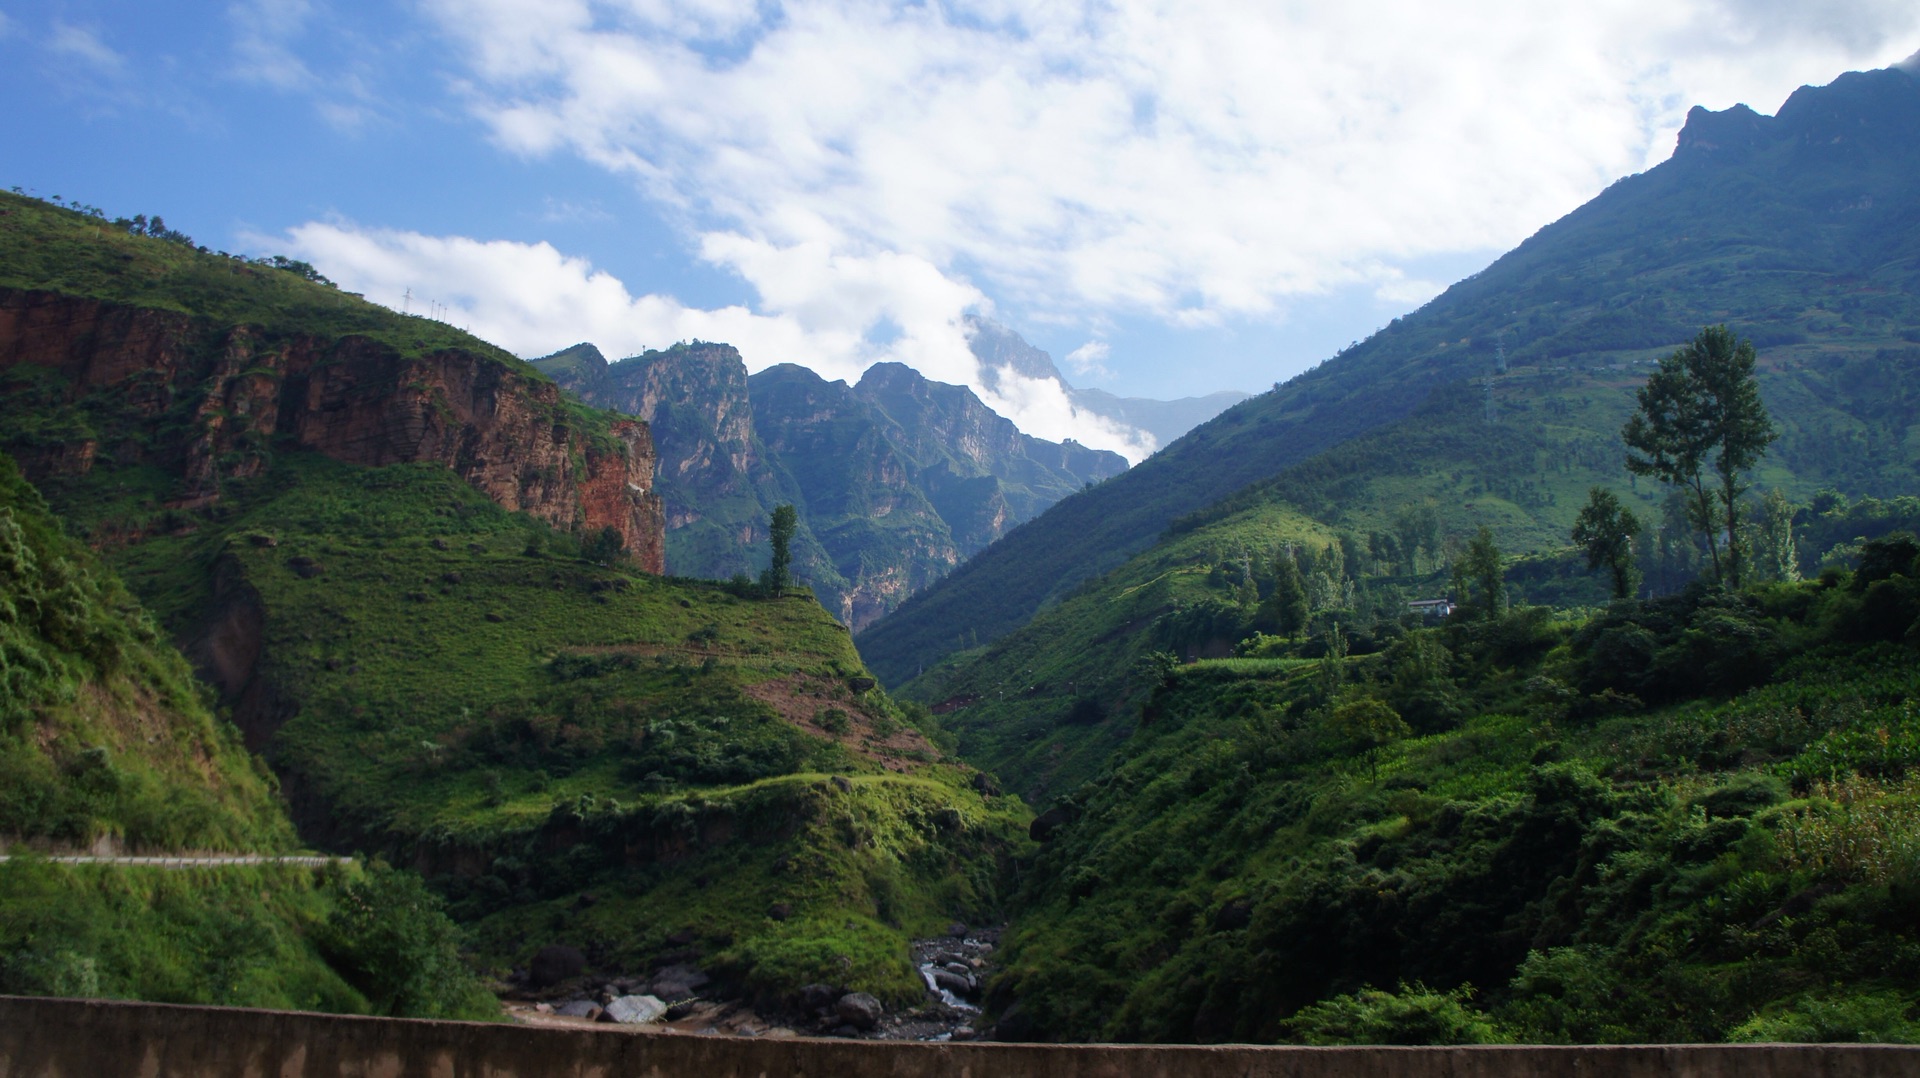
top-left (3, 995), bottom-right (1917, 1078)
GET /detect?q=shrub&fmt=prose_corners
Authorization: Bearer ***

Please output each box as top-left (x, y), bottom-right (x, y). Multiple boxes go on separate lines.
top-left (314, 866), bottom-right (496, 1020)
top-left (1283, 982), bottom-right (1507, 1045)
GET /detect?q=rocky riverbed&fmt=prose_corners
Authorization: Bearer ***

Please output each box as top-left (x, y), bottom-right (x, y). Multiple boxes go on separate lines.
top-left (502, 925), bottom-right (1000, 1041)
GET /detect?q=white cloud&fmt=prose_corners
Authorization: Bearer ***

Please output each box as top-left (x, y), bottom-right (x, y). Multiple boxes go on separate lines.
top-left (273, 220), bottom-right (1160, 461)
top-left (538, 196), bottom-right (614, 223)
top-left (47, 23), bottom-right (123, 71)
top-left (985, 366), bottom-right (1157, 462)
top-left (1064, 340), bottom-right (1112, 380)
top-left (229, 0), bottom-right (316, 90)
top-left (226, 0), bottom-right (384, 130)
top-left (418, 0), bottom-right (1919, 324)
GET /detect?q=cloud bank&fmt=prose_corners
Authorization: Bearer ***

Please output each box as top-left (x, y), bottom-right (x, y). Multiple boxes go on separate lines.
top-left (415, 0), bottom-right (1916, 316)
top-left (277, 1), bottom-right (1916, 456)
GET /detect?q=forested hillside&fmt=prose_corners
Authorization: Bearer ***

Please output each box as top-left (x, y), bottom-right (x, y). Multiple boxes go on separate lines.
top-left (992, 547), bottom-right (1920, 1044)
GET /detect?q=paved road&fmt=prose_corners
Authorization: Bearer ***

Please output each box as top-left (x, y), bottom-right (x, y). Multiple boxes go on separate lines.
top-left (0, 854), bottom-right (353, 867)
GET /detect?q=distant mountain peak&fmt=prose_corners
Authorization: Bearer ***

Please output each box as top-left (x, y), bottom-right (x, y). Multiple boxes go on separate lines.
top-left (963, 315), bottom-right (1069, 391)
top-left (1674, 65), bottom-right (1920, 164)
top-left (1674, 102), bottom-right (1771, 157)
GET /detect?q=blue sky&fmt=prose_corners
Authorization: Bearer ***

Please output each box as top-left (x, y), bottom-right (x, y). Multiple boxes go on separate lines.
top-left (3, 2), bottom-right (1915, 459)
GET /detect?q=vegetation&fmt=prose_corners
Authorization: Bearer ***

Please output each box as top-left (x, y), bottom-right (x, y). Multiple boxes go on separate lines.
top-left (1623, 326), bottom-right (1776, 587)
top-left (25, 445), bottom-right (1026, 1002)
top-left (1573, 488), bottom-right (1642, 599)
top-left (1, 188), bottom-right (1029, 1009)
top-left (990, 552), bottom-right (1920, 1043)
top-left (899, 499), bottom-right (1346, 800)
top-left (0, 190), bottom-right (526, 371)
top-left (0, 855), bottom-right (495, 1019)
top-left (0, 452), bottom-right (494, 1018)
top-left (0, 452), bottom-right (289, 851)
top-left (763, 504), bottom-right (797, 593)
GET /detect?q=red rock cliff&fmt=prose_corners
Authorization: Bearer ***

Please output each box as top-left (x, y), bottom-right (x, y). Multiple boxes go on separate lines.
top-left (0, 288), bottom-right (665, 572)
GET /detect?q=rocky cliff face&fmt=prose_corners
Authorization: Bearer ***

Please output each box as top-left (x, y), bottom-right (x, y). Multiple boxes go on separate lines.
top-left (749, 363), bottom-right (961, 628)
top-left (0, 289), bottom-right (665, 572)
top-left (534, 341), bottom-right (787, 590)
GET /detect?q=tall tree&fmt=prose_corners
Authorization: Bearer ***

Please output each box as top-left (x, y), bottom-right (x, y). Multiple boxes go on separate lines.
top-left (1572, 488), bottom-right (1642, 599)
top-left (1262, 545), bottom-right (1310, 640)
top-left (1326, 696), bottom-right (1409, 784)
top-left (1622, 326), bottom-right (1776, 588)
top-left (1750, 488), bottom-right (1802, 583)
top-left (1450, 526), bottom-right (1505, 621)
top-left (762, 504), bottom-right (797, 593)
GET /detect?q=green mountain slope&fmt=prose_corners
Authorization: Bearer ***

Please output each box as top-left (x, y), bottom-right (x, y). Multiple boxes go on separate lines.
top-left (0, 452), bottom-right (288, 852)
top-left (0, 451), bottom-right (489, 1019)
top-left (0, 192), bottom-right (1031, 1004)
top-left (900, 499), bottom-right (1340, 800)
top-left (857, 64), bottom-right (1920, 687)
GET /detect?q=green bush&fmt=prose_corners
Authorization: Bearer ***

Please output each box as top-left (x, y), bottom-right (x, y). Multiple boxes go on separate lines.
top-left (314, 866), bottom-right (496, 1020)
top-left (1283, 982), bottom-right (1507, 1045)
top-left (1729, 991), bottom-right (1920, 1044)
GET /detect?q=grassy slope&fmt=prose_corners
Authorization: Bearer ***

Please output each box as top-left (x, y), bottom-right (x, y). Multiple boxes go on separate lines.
top-left (856, 67), bottom-right (1920, 686)
top-left (994, 571), bottom-right (1920, 1044)
top-left (0, 452), bottom-right (290, 852)
top-left (92, 450), bottom-right (1028, 1001)
top-left (0, 451), bottom-right (407, 1014)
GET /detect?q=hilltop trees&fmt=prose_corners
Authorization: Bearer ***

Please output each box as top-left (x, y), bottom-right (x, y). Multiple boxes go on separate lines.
top-left (761, 504), bottom-right (797, 593)
top-left (1450, 527), bottom-right (1506, 621)
top-left (1573, 489), bottom-right (1642, 599)
top-left (1622, 326), bottom-right (1776, 588)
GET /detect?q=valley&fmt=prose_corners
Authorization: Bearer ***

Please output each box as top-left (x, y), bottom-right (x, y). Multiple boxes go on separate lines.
top-left (4, 55), bottom-right (1920, 1049)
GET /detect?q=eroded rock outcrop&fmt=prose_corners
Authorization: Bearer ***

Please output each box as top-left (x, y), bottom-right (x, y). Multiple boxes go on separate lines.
top-left (0, 288), bottom-right (665, 572)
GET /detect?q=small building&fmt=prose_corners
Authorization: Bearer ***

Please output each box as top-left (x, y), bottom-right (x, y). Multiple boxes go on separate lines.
top-left (1408, 598), bottom-right (1453, 618)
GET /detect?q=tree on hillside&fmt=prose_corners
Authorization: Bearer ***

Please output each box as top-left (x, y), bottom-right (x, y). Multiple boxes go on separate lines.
top-left (1572, 489), bottom-right (1642, 599)
top-left (1261, 545), bottom-right (1310, 640)
top-left (581, 525), bottom-right (623, 564)
top-left (1622, 326), bottom-right (1776, 588)
top-left (1750, 489), bottom-right (1801, 583)
top-left (1393, 505), bottom-right (1443, 575)
top-left (1450, 527), bottom-right (1506, 621)
top-left (1327, 696), bottom-right (1410, 783)
top-left (762, 504), bottom-right (797, 593)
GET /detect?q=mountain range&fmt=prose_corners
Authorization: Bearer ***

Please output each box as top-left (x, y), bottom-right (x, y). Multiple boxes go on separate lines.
top-left (531, 328), bottom-right (1241, 630)
top-left (880, 60), bottom-right (1920, 1043)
